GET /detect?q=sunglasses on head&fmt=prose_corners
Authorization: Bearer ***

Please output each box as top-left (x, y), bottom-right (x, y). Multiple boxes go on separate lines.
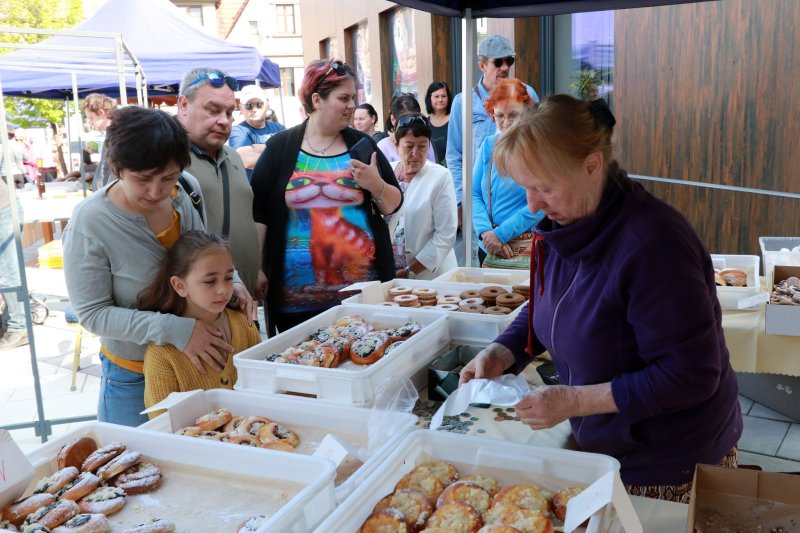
top-left (492, 56), bottom-right (515, 68)
top-left (313, 61), bottom-right (348, 94)
top-left (244, 101), bottom-right (265, 110)
top-left (186, 71), bottom-right (239, 92)
top-left (396, 114), bottom-right (429, 129)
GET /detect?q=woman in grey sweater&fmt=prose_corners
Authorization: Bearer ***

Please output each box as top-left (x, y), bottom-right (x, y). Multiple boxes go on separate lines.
top-left (63, 107), bottom-right (253, 426)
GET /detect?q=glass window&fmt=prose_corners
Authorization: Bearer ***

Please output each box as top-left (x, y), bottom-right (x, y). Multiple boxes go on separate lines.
top-left (322, 37), bottom-right (338, 60)
top-left (184, 6), bottom-right (203, 26)
top-left (388, 8), bottom-right (417, 97)
top-left (280, 68), bottom-right (295, 97)
top-left (351, 23), bottom-right (372, 104)
top-left (571, 11), bottom-right (614, 102)
top-left (276, 4), bottom-right (296, 35)
top-left (249, 21), bottom-right (259, 38)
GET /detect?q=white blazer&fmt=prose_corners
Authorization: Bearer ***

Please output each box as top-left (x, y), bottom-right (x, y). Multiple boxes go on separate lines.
top-left (389, 160), bottom-right (458, 280)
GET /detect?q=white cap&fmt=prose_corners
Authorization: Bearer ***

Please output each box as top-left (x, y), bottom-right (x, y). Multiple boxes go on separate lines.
top-left (239, 84), bottom-right (266, 104)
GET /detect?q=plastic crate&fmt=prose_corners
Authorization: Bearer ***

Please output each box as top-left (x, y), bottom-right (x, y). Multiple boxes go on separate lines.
top-left (710, 254), bottom-right (761, 310)
top-left (315, 430), bottom-right (623, 533)
top-left (139, 389), bottom-right (417, 502)
top-left (37, 239), bottom-right (63, 269)
top-left (233, 304), bottom-right (449, 406)
top-left (341, 279), bottom-right (525, 345)
top-left (434, 267), bottom-right (529, 286)
top-left (21, 422), bottom-right (335, 533)
top-left (759, 236), bottom-right (800, 287)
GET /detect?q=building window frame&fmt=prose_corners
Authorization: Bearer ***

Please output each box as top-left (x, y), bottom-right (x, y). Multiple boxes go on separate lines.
top-left (276, 4), bottom-right (296, 35)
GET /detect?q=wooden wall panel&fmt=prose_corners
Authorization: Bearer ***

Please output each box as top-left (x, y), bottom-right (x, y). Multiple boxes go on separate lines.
top-left (431, 15), bottom-right (453, 88)
top-left (615, 0), bottom-right (800, 256)
top-left (514, 18), bottom-right (540, 93)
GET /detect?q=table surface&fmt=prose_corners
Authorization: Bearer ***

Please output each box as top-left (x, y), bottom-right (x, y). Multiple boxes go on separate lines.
top-left (18, 182), bottom-right (90, 223)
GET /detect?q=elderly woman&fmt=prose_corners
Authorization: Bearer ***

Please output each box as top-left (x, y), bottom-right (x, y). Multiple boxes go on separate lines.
top-left (460, 95), bottom-right (742, 502)
top-left (472, 78), bottom-right (543, 268)
top-left (251, 59), bottom-right (402, 333)
top-left (63, 107), bottom-right (254, 426)
top-left (389, 113), bottom-right (457, 280)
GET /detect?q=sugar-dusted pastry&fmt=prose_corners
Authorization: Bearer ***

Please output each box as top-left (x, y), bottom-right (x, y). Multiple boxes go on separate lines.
top-left (425, 502), bottom-right (482, 532)
top-left (374, 489), bottom-right (433, 532)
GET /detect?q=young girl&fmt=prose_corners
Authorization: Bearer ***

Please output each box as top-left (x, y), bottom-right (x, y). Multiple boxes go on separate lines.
top-left (139, 230), bottom-right (262, 416)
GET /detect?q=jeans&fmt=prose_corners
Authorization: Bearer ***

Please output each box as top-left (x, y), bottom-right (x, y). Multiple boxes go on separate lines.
top-left (0, 203), bottom-right (25, 331)
top-left (98, 354), bottom-right (148, 426)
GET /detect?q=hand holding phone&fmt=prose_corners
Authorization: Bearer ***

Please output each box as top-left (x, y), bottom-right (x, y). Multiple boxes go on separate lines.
top-left (349, 137), bottom-right (376, 164)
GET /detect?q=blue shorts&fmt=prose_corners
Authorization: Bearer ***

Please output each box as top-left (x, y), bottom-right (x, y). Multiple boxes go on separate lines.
top-left (98, 354), bottom-right (148, 427)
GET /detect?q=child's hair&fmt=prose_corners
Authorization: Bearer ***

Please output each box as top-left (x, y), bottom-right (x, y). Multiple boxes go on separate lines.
top-left (138, 230), bottom-right (231, 316)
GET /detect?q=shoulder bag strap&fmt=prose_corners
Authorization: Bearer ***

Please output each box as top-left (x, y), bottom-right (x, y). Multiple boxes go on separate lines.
top-left (486, 159), bottom-right (497, 228)
top-left (220, 158), bottom-right (231, 238)
top-left (178, 172), bottom-right (205, 225)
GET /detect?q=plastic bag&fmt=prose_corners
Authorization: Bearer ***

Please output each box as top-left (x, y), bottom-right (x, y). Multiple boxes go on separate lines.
top-left (429, 374), bottom-right (531, 430)
top-left (365, 376), bottom-right (419, 456)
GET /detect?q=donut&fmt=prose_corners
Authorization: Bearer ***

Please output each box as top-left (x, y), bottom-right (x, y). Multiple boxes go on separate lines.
top-left (458, 304), bottom-right (486, 313)
top-left (374, 489), bottom-right (432, 532)
top-left (460, 475), bottom-right (502, 498)
top-left (484, 504), bottom-right (552, 533)
top-left (237, 416), bottom-right (271, 437)
top-left (261, 441), bottom-right (295, 452)
top-left (437, 481), bottom-right (491, 518)
top-left (492, 485), bottom-right (548, 513)
top-left (415, 461), bottom-right (459, 487)
top-left (237, 514), bottom-right (268, 532)
top-left (420, 305), bottom-right (437, 309)
top-left (437, 296), bottom-right (461, 305)
top-left (459, 290), bottom-right (480, 300)
top-left (551, 487), bottom-right (584, 523)
top-left (120, 519), bottom-right (175, 533)
top-left (96, 451), bottom-right (141, 482)
top-left (51, 513), bottom-right (109, 533)
top-left (460, 297), bottom-right (485, 306)
top-left (478, 286), bottom-right (507, 305)
top-left (412, 288), bottom-right (437, 299)
top-left (23, 500), bottom-right (79, 529)
top-left (57, 438), bottom-right (98, 471)
top-left (258, 422), bottom-right (300, 448)
top-left (511, 284), bottom-right (529, 297)
top-left (483, 306), bottom-right (511, 315)
top-left (80, 443), bottom-right (126, 473)
top-left (394, 469), bottom-right (445, 501)
top-left (174, 426), bottom-right (202, 437)
top-left (222, 415), bottom-right (244, 434)
top-left (389, 286), bottom-right (414, 297)
top-left (195, 408), bottom-right (233, 431)
top-left (360, 508), bottom-right (409, 533)
top-left (426, 502), bottom-right (483, 532)
top-left (334, 315), bottom-right (365, 327)
top-left (719, 268), bottom-right (747, 287)
top-left (390, 322), bottom-right (423, 339)
top-left (495, 293), bottom-right (525, 309)
top-left (379, 301), bottom-right (400, 307)
top-left (3, 494), bottom-right (56, 527)
top-left (111, 462), bottom-right (162, 495)
top-left (77, 487), bottom-right (125, 516)
top-left (33, 467), bottom-right (80, 495)
top-left (56, 472), bottom-right (101, 502)
top-left (394, 294), bottom-right (419, 307)
top-left (350, 332), bottom-right (390, 365)
top-left (476, 524), bottom-right (521, 533)
top-left (435, 304), bottom-right (459, 311)
top-left (228, 435), bottom-right (261, 447)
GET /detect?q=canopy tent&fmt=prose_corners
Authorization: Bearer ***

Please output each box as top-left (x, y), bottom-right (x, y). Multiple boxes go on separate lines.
top-left (0, 0), bottom-right (280, 100)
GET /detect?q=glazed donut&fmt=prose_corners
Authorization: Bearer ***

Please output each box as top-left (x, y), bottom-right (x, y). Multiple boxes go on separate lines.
top-left (350, 331), bottom-right (390, 365)
top-left (195, 408), bottom-right (233, 431)
top-left (373, 489), bottom-right (432, 532)
top-left (121, 518), bottom-right (176, 533)
top-left (719, 268), bottom-right (747, 287)
top-left (460, 475), bottom-right (501, 497)
top-left (237, 416), bottom-right (272, 437)
top-left (492, 485), bottom-right (548, 513)
top-left (412, 288), bottom-right (437, 299)
top-left (2, 494), bottom-right (56, 527)
top-left (426, 502), bottom-right (483, 532)
top-left (111, 462), bottom-right (162, 495)
top-left (395, 469), bottom-right (445, 501)
top-left (437, 296), bottom-right (461, 305)
top-left (261, 441), bottom-right (295, 452)
top-left (222, 415), bottom-right (244, 434)
top-left (80, 443), bottom-right (126, 473)
top-left (23, 500), bottom-right (79, 529)
top-left (57, 438), bottom-right (98, 471)
top-left (460, 297), bottom-right (485, 307)
top-left (551, 487), bottom-right (584, 523)
top-left (394, 294), bottom-right (419, 307)
top-left (228, 435), bottom-right (261, 447)
top-left (51, 513), bottom-right (109, 533)
top-left (478, 286), bottom-right (507, 305)
top-left (483, 306), bottom-right (512, 315)
top-left (56, 472), bottom-right (101, 502)
top-left (437, 481), bottom-right (491, 518)
top-left (495, 293), bottom-right (525, 309)
top-left (389, 286), bottom-right (414, 297)
top-left (237, 514), bottom-right (268, 533)
top-left (96, 451), bottom-right (141, 482)
top-left (359, 508), bottom-right (409, 533)
top-left (258, 422), bottom-right (300, 448)
top-left (33, 467), bottom-right (80, 495)
top-left (435, 304), bottom-right (459, 311)
top-left (174, 426), bottom-right (202, 437)
top-left (458, 304), bottom-right (486, 313)
top-left (484, 504), bottom-right (553, 533)
top-left (379, 301), bottom-right (400, 307)
top-left (77, 487), bottom-right (125, 516)
top-left (459, 290), bottom-right (481, 300)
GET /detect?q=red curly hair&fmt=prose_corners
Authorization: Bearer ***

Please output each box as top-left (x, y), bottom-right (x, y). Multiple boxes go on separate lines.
top-left (484, 78), bottom-right (532, 117)
top-left (299, 59), bottom-right (356, 115)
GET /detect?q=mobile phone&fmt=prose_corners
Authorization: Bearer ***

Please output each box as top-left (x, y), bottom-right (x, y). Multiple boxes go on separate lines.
top-left (349, 137), bottom-right (375, 164)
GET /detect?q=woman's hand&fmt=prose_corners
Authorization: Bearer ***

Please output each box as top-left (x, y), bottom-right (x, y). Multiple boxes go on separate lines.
top-left (395, 268), bottom-right (409, 279)
top-left (183, 321), bottom-right (234, 374)
top-left (350, 152), bottom-right (383, 195)
top-left (232, 281), bottom-right (257, 322)
top-left (459, 342), bottom-right (515, 386)
top-left (481, 230), bottom-right (513, 258)
top-left (515, 385), bottom-right (578, 430)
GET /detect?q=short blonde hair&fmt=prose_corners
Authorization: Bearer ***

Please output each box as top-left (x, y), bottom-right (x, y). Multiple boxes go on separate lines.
top-left (493, 94), bottom-right (614, 186)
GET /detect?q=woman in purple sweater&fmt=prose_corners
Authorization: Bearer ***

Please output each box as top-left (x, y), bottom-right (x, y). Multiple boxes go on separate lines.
top-left (459, 95), bottom-right (742, 503)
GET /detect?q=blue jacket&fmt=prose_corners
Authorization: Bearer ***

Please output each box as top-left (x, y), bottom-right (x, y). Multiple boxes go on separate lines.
top-left (496, 172), bottom-right (742, 486)
top-left (446, 76), bottom-right (538, 203)
top-left (471, 133), bottom-right (543, 252)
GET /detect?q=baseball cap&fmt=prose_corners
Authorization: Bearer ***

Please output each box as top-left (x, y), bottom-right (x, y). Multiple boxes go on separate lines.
top-left (239, 84), bottom-right (266, 104)
top-left (478, 35), bottom-right (515, 58)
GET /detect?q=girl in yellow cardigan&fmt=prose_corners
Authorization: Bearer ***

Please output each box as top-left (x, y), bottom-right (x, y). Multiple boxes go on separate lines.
top-left (139, 230), bottom-right (261, 416)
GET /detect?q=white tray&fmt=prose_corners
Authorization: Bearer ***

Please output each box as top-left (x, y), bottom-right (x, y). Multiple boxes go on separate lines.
top-left (434, 266), bottom-right (529, 286)
top-left (759, 236), bottom-right (800, 288)
top-left (710, 254), bottom-right (761, 310)
top-left (233, 304), bottom-right (449, 406)
top-left (138, 389), bottom-right (417, 502)
top-left (22, 422), bottom-right (335, 533)
top-left (315, 430), bottom-right (623, 533)
top-left (341, 279), bottom-right (525, 345)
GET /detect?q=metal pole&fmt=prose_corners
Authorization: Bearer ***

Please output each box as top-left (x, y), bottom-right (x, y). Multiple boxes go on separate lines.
top-left (461, 10), bottom-right (475, 267)
top-left (63, 99), bottom-right (73, 176)
top-left (71, 72), bottom-right (86, 197)
top-left (114, 35), bottom-right (128, 106)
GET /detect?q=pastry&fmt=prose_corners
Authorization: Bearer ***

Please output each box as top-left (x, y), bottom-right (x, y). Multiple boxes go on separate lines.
top-left (492, 486), bottom-right (548, 513)
top-left (174, 426), bottom-right (202, 437)
top-left (458, 304), bottom-right (486, 313)
top-left (96, 451), bottom-right (141, 482)
top-left (425, 502), bottom-right (482, 532)
top-left (476, 525), bottom-right (522, 533)
top-left (195, 408), bottom-right (233, 431)
top-left (18, 524), bottom-right (50, 533)
top-left (550, 487), bottom-right (584, 523)
top-left (459, 290), bottom-right (481, 300)
top-left (120, 519), bottom-right (176, 533)
top-left (483, 306), bottom-right (512, 315)
top-left (495, 293), bottom-right (525, 309)
top-left (237, 514), bottom-right (267, 533)
top-left (51, 514), bottom-right (109, 533)
top-left (111, 462), bottom-right (162, 495)
top-left (0, 519), bottom-right (17, 531)
top-left (437, 296), bottom-right (461, 305)
top-left (228, 435), bottom-right (261, 447)
top-left (222, 415), bottom-right (245, 434)
top-left (80, 443), bottom-right (126, 473)
top-left (718, 268), bottom-right (747, 287)
top-left (461, 475), bottom-right (502, 497)
top-left (460, 297), bottom-right (485, 307)
top-left (359, 508), bottom-right (409, 533)
top-left (415, 461), bottom-right (459, 486)
top-left (261, 441), bottom-right (295, 452)
top-left (511, 285), bottom-right (529, 297)
top-left (435, 304), bottom-right (459, 311)
top-left (389, 286), bottom-right (414, 297)
top-left (56, 438), bottom-right (98, 471)
top-left (32, 467), bottom-right (80, 496)
top-left (350, 332), bottom-right (390, 365)
top-left (390, 322), bottom-right (423, 339)
top-left (412, 288), bottom-right (438, 300)
top-left (478, 286), bottom-right (508, 306)
top-left (374, 489), bottom-right (433, 532)
top-left (394, 294), bottom-right (420, 307)
top-left (334, 315), bottom-right (365, 327)
top-left (394, 469), bottom-right (445, 501)
top-left (237, 416), bottom-right (271, 437)
top-left (56, 473), bottom-right (101, 502)
top-left (379, 302), bottom-right (400, 307)
top-left (195, 431), bottom-right (221, 439)
top-left (437, 481), bottom-right (491, 519)
top-left (484, 504), bottom-right (552, 533)
top-left (22, 500), bottom-right (79, 529)
top-left (77, 487), bottom-right (126, 516)
top-left (258, 422), bottom-right (300, 448)
top-left (384, 341), bottom-right (405, 356)
top-left (3, 494), bottom-right (56, 527)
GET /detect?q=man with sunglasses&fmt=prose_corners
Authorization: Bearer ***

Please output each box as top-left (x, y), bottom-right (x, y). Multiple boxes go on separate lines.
top-left (445, 34), bottom-right (538, 267)
top-left (177, 67), bottom-right (264, 302)
top-left (229, 84), bottom-right (285, 182)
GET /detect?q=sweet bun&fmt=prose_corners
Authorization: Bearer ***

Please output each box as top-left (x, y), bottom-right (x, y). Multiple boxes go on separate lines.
top-left (415, 461), bottom-right (459, 487)
top-left (3, 494), bottom-right (56, 527)
top-left (57, 438), bottom-right (98, 471)
top-left (222, 415), bottom-right (245, 434)
top-left (173, 426), bottom-right (202, 437)
top-left (550, 486), bottom-right (584, 523)
top-left (56, 473), bottom-right (101, 502)
top-left (80, 443), bottom-right (126, 473)
top-left (394, 469), bottom-right (445, 502)
top-left (120, 518), bottom-right (176, 533)
top-left (33, 467), bottom-right (80, 495)
top-left (425, 502), bottom-right (482, 532)
top-left (257, 423), bottom-right (300, 448)
top-left (111, 462), bottom-right (162, 495)
top-left (195, 408), bottom-right (233, 431)
top-left (51, 513), bottom-right (109, 533)
top-left (17, 524), bottom-right (49, 533)
top-left (492, 486), bottom-right (548, 513)
top-left (360, 508), bottom-right (409, 533)
top-left (237, 514), bottom-right (267, 532)
top-left (22, 499), bottom-right (79, 529)
top-left (96, 451), bottom-right (141, 482)
top-left (0, 519), bottom-right (17, 531)
top-left (350, 332), bottom-right (390, 365)
top-left (390, 322), bottom-right (423, 340)
top-left (237, 416), bottom-right (271, 437)
top-left (719, 268), bottom-right (747, 287)
top-left (334, 314), bottom-right (365, 327)
top-left (77, 487), bottom-right (126, 516)
top-left (477, 525), bottom-right (522, 533)
top-left (260, 441), bottom-right (295, 452)
top-left (228, 435), bottom-right (261, 447)
top-left (374, 489), bottom-right (432, 532)
top-left (484, 504), bottom-right (552, 533)
top-left (436, 481), bottom-right (491, 519)
top-left (460, 475), bottom-right (501, 498)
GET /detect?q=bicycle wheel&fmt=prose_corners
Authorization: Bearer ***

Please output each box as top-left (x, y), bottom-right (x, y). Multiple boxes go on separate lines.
top-left (29, 298), bottom-right (49, 325)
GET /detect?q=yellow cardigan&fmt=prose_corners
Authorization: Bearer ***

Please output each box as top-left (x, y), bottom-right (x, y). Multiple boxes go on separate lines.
top-left (143, 308), bottom-right (262, 418)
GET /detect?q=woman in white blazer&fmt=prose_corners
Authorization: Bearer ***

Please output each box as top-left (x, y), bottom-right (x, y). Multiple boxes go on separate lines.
top-left (387, 113), bottom-right (458, 280)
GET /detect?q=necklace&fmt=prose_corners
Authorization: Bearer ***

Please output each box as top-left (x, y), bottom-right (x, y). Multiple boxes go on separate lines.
top-left (304, 130), bottom-right (338, 156)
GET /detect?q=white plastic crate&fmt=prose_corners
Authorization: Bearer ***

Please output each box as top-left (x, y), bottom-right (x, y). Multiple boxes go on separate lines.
top-left (710, 254), bottom-right (761, 310)
top-left (315, 430), bottom-right (623, 533)
top-left (234, 304), bottom-right (449, 405)
top-left (21, 422), bottom-right (335, 533)
top-left (759, 236), bottom-right (800, 288)
top-left (341, 279), bottom-right (525, 345)
top-left (434, 267), bottom-right (529, 286)
top-left (139, 388), bottom-right (417, 502)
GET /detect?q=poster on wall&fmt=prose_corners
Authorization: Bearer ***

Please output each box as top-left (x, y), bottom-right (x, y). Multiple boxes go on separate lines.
top-left (389, 8), bottom-right (416, 97)
top-left (353, 23), bottom-right (372, 104)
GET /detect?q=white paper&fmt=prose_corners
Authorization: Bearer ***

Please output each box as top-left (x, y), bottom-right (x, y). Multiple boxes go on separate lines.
top-left (313, 434), bottom-right (366, 466)
top-left (0, 430), bottom-right (36, 510)
top-left (564, 471), bottom-right (642, 533)
top-left (140, 389), bottom-right (204, 414)
top-left (429, 374), bottom-right (531, 430)
top-left (738, 292), bottom-right (769, 309)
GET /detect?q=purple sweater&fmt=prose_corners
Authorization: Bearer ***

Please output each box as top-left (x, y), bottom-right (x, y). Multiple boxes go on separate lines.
top-left (496, 173), bottom-right (742, 486)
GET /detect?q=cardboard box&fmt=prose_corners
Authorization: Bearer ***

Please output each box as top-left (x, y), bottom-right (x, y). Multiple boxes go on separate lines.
top-left (686, 464), bottom-right (800, 532)
top-left (765, 265), bottom-right (800, 336)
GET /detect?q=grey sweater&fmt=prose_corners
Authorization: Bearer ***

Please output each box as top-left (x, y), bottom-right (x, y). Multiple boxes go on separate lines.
top-left (63, 179), bottom-right (205, 362)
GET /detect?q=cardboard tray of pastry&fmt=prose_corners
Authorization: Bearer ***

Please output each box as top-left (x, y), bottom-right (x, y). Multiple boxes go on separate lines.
top-left (139, 388), bottom-right (417, 503)
top-left (340, 279), bottom-right (528, 346)
top-left (233, 304), bottom-right (450, 406)
top-left (433, 267), bottom-right (530, 286)
top-left (710, 254), bottom-right (762, 310)
top-left (0, 422), bottom-right (335, 533)
top-left (315, 430), bottom-right (640, 533)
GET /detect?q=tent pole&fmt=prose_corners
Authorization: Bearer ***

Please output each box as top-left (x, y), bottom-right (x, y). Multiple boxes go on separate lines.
top-left (461, 9), bottom-right (475, 267)
top-left (277, 84), bottom-right (286, 126)
top-left (63, 99), bottom-right (73, 177)
top-left (114, 35), bottom-right (128, 107)
top-left (71, 72), bottom-right (86, 197)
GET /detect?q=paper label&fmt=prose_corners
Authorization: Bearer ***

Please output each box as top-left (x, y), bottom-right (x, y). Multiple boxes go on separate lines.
top-left (0, 430), bottom-right (36, 510)
top-left (313, 434), bottom-right (360, 467)
top-left (738, 292), bottom-right (769, 309)
top-left (564, 471), bottom-right (643, 533)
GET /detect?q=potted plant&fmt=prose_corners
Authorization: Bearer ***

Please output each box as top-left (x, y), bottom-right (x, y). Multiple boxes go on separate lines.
top-left (569, 68), bottom-right (605, 101)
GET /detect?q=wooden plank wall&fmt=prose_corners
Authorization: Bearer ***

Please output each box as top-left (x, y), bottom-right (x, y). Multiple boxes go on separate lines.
top-left (615, 0), bottom-right (800, 256)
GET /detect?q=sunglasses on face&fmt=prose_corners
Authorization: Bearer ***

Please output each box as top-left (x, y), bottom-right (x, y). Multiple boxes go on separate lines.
top-left (396, 113), bottom-right (429, 128)
top-left (186, 71), bottom-right (239, 92)
top-left (244, 101), bottom-right (265, 110)
top-left (492, 56), bottom-right (515, 68)
top-left (313, 61), bottom-right (348, 94)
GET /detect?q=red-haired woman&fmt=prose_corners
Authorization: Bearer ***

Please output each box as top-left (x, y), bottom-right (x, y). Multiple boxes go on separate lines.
top-left (251, 59), bottom-right (403, 333)
top-left (472, 78), bottom-right (544, 268)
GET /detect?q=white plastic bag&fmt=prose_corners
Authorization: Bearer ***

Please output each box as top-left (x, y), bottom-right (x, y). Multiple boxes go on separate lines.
top-left (429, 374), bottom-right (531, 430)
